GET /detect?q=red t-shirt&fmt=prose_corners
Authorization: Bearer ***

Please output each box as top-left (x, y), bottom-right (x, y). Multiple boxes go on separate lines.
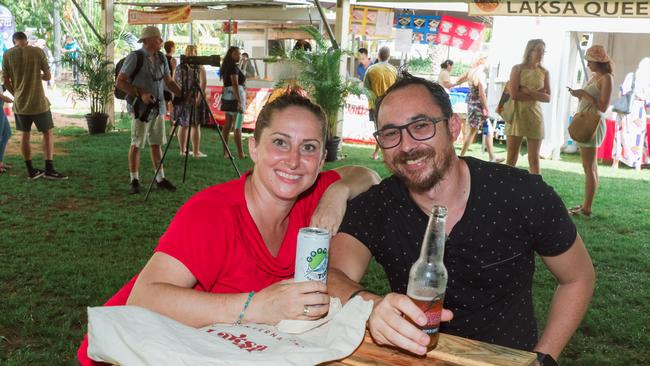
top-left (77, 170), bottom-right (341, 365)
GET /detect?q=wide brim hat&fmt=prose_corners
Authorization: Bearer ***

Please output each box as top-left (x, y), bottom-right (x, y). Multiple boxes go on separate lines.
top-left (585, 45), bottom-right (610, 63)
top-left (138, 26), bottom-right (162, 43)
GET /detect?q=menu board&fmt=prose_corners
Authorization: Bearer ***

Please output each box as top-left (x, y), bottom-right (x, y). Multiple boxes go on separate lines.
top-left (396, 14), bottom-right (441, 45)
top-left (350, 6), bottom-right (394, 39)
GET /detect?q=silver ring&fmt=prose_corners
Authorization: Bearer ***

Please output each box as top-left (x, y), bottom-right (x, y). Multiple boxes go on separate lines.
top-left (303, 306), bottom-right (310, 315)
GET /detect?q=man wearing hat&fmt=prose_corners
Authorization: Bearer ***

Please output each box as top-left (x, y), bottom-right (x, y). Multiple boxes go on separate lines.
top-left (116, 25), bottom-right (182, 194)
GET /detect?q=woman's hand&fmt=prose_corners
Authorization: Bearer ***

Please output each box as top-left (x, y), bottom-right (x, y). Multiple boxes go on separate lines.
top-left (569, 88), bottom-right (588, 100)
top-left (310, 183), bottom-right (348, 234)
top-left (519, 85), bottom-right (532, 95)
top-left (237, 100), bottom-right (243, 113)
top-left (248, 280), bottom-right (330, 325)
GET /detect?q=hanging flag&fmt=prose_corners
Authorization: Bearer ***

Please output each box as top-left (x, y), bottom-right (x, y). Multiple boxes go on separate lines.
top-left (435, 15), bottom-right (485, 51)
top-left (128, 6), bottom-right (191, 25)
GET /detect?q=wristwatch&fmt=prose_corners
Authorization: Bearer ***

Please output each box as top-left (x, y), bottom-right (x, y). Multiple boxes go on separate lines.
top-left (535, 352), bottom-right (558, 366)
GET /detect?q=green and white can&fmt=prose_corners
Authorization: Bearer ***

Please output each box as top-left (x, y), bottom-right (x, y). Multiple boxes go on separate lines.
top-left (294, 227), bottom-right (330, 283)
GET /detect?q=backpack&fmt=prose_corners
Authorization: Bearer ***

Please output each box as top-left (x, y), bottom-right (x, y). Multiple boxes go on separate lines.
top-left (114, 50), bottom-right (144, 100)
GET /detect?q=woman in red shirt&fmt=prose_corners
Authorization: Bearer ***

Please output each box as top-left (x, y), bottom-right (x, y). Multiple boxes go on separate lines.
top-left (78, 92), bottom-right (379, 365)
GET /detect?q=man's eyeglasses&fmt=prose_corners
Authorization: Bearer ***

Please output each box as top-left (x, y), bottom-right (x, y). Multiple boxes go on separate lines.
top-left (373, 116), bottom-right (447, 149)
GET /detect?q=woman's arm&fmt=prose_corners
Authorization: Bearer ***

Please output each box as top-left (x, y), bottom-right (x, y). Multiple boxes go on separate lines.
top-left (229, 72), bottom-right (243, 113)
top-left (310, 166), bottom-right (381, 234)
top-left (127, 252), bottom-right (330, 328)
top-left (522, 68), bottom-right (551, 103)
top-left (0, 93), bottom-right (12, 103)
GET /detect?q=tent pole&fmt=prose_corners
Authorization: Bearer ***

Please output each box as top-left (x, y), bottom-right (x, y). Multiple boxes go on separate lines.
top-left (313, 0), bottom-right (337, 49)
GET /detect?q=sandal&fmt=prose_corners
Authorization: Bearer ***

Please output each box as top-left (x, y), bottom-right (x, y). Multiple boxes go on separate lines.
top-left (193, 152), bottom-right (208, 158)
top-left (568, 205), bottom-right (592, 217)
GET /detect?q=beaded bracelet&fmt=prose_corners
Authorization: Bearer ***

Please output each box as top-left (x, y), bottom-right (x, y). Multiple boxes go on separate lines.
top-left (234, 291), bottom-right (255, 326)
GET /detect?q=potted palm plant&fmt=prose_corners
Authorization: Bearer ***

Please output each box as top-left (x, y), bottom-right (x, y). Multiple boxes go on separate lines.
top-left (271, 26), bottom-right (364, 161)
top-left (70, 37), bottom-right (114, 134)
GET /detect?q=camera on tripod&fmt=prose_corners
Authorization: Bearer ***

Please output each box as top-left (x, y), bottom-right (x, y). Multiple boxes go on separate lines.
top-left (180, 55), bottom-right (221, 67)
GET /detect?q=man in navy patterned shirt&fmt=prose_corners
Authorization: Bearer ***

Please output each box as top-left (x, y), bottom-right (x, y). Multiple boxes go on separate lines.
top-left (328, 71), bottom-right (595, 365)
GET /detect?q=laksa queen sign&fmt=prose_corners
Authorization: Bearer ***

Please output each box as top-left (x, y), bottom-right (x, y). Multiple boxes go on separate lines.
top-left (469, 1), bottom-right (650, 17)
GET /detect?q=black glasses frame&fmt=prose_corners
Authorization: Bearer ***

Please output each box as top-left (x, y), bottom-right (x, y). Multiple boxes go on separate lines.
top-left (373, 116), bottom-right (447, 149)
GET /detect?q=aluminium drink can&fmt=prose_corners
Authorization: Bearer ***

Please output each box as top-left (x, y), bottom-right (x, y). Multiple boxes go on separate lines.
top-left (294, 227), bottom-right (330, 283)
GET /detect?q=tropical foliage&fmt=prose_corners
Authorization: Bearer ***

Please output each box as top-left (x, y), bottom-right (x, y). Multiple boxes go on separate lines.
top-left (270, 26), bottom-right (365, 139)
top-left (69, 36), bottom-right (114, 117)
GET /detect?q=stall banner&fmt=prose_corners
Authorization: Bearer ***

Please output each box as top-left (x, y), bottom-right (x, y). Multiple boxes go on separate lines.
top-left (0, 5), bottom-right (14, 68)
top-left (396, 14), bottom-right (441, 44)
top-left (206, 86), bottom-right (272, 129)
top-left (222, 21), bottom-right (238, 34)
top-left (469, 0), bottom-right (650, 18)
top-left (350, 6), bottom-right (394, 38)
top-left (342, 94), bottom-right (375, 145)
top-left (435, 15), bottom-right (485, 51)
top-left (128, 5), bottom-right (191, 25)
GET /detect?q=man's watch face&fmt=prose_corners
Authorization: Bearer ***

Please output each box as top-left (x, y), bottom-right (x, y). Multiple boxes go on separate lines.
top-left (536, 352), bottom-right (558, 366)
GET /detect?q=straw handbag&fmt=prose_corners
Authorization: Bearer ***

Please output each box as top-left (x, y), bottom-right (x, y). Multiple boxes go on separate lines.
top-left (568, 111), bottom-right (601, 143)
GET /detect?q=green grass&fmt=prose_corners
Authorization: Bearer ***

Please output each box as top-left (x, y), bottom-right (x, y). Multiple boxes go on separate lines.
top-left (1, 130), bottom-right (649, 365)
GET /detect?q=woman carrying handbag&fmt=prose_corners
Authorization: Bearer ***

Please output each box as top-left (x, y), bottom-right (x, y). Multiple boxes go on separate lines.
top-left (567, 45), bottom-right (613, 217)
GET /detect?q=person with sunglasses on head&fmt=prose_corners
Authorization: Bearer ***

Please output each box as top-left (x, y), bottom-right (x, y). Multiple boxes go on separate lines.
top-left (76, 91), bottom-right (380, 365)
top-left (327, 71), bottom-right (595, 366)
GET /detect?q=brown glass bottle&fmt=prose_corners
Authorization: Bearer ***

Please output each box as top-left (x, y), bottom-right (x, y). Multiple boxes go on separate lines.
top-left (406, 205), bottom-right (448, 352)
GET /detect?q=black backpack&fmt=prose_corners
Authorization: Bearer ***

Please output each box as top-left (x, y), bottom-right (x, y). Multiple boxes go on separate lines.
top-left (114, 50), bottom-right (144, 100)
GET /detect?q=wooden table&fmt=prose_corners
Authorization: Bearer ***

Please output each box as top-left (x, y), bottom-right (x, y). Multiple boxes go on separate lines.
top-left (325, 333), bottom-right (537, 366)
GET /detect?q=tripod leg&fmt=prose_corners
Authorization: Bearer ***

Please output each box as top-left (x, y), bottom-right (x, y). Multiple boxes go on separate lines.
top-left (183, 111), bottom-right (194, 184)
top-left (197, 86), bottom-right (241, 177)
top-left (145, 123), bottom-right (179, 202)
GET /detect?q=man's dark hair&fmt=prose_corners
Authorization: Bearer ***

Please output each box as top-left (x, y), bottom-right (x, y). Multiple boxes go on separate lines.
top-left (12, 32), bottom-right (27, 42)
top-left (358, 48), bottom-right (368, 56)
top-left (374, 70), bottom-right (453, 124)
top-left (440, 59), bottom-right (454, 69)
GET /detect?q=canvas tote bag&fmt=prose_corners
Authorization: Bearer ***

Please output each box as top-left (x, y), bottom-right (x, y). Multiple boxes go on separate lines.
top-left (87, 296), bottom-right (372, 366)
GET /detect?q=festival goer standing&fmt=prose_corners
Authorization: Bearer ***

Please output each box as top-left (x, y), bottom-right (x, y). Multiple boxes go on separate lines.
top-left (437, 59), bottom-right (455, 90)
top-left (612, 58), bottom-right (650, 170)
top-left (220, 46), bottom-right (247, 159)
top-left (174, 45), bottom-right (207, 158)
top-left (364, 46), bottom-right (397, 160)
top-left (505, 39), bottom-right (551, 174)
top-left (459, 55), bottom-right (503, 162)
top-left (356, 48), bottom-right (371, 80)
top-left (116, 26), bottom-right (182, 194)
top-left (62, 35), bottom-right (80, 83)
top-left (163, 40), bottom-right (177, 121)
top-left (2, 32), bottom-right (67, 180)
top-left (567, 46), bottom-right (613, 217)
top-left (239, 52), bottom-right (256, 79)
top-left (0, 87), bottom-right (12, 173)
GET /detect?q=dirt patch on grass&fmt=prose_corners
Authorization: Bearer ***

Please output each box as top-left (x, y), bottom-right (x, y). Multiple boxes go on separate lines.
top-left (52, 197), bottom-right (95, 212)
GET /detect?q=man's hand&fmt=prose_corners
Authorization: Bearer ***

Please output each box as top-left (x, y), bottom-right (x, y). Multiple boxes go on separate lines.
top-left (140, 91), bottom-right (155, 104)
top-left (368, 293), bottom-right (453, 355)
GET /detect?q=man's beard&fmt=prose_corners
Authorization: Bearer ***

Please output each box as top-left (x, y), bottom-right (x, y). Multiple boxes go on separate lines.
top-left (386, 143), bottom-right (454, 193)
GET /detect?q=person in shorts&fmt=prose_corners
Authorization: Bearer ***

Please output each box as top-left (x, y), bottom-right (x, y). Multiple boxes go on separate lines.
top-left (116, 26), bottom-right (182, 194)
top-left (2, 31), bottom-right (67, 180)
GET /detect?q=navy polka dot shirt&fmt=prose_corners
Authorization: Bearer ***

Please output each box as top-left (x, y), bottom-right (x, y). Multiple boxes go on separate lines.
top-left (338, 157), bottom-right (576, 351)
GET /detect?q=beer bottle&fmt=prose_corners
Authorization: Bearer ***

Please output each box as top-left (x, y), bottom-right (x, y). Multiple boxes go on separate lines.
top-left (406, 205), bottom-right (448, 351)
